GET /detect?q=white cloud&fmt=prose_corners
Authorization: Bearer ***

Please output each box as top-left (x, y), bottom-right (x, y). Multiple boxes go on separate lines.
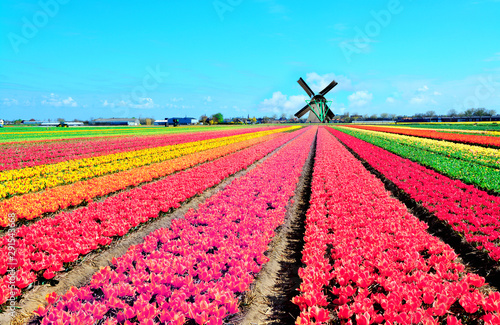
top-left (102, 97), bottom-right (157, 109)
top-left (386, 97), bottom-right (396, 103)
top-left (131, 97), bottom-right (156, 109)
top-left (103, 99), bottom-right (128, 108)
top-left (409, 94), bottom-right (437, 105)
top-left (172, 97), bottom-right (184, 102)
top-left (409, 96), bottom-right (425, 104)
top-left (407, 85), bottom-right (442, 105)
top-left (41, 93), bottom-right (78, 107)
top-left (348, 91), bottom-right (373, 107)
top-left (204, 96), bottom-right (213, 103)
top-left (102, 100), bottom-right (113, 107)
top-left (259, 91), bottom-right (308, 115)
top-left (485, 53), bottom-right (500, 62)
top-left (2, 98), bottom-right (18, 106)
top-left (62, 97), bottom-right (77, 106)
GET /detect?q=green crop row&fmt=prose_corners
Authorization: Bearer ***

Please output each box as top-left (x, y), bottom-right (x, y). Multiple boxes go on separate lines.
top-left (345, 127), bottom-right (500, 169)
top-left (332, 126), bottom-right (500, 194)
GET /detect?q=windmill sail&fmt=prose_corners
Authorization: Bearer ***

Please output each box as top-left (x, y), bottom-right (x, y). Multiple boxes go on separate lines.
top-left (294, 77), bottom-right (337, 122)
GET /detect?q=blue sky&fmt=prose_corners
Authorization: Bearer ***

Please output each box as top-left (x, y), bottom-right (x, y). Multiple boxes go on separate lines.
top-left (1, 0), bottom-right (499, 121)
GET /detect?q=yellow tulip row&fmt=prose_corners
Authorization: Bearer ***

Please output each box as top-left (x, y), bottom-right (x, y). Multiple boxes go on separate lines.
top-left (345, 127), bottom-right (500, 167)
top-left (0, 127), bottom-right (298, 199)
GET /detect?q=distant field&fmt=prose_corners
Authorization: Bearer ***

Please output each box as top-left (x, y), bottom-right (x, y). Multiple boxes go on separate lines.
top-left (395, 122), bottom-right (500, 131)
top-left (0, 125), bottom-right (274, 143)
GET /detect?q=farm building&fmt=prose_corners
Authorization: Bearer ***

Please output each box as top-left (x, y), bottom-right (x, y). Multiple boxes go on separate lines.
top-left (167, 117), bottom-right (198, 125)
top-left (40, 122), bottom-right (60, 126)
top-left (91, 118), bottom-right (140, 126)
top-left (22, 120), bottom-right (43, 125)
top-left (40, 121), bottom-right (84, 127)
top-left (153, 119), bottom-right (168, 126)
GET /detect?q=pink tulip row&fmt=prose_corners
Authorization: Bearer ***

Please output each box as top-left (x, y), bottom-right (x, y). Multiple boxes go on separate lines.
top-left (0, 127), bottom-right (280, 171)
top-left (328, 127), bottom-right (500, 262)
top-left (0, 127), bottom-right (307, 306)
top-left (32, 126), bottom-right (316, 325)
top-left (293, 127), bottom-right (500, 325)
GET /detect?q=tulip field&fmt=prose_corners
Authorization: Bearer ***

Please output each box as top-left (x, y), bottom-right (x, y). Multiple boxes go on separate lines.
top-left (1, 124), bottom-right (500, 324)
top-left (294, 128), bottom-right (500, 325)
top-left (0, 125), bottom-right (262, 143)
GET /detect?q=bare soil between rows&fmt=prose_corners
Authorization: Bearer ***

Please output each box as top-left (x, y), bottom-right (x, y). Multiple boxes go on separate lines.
top-left (3, 130), bottom-right (306, 325)
top-left (227, 128), bottom-right (317, 325)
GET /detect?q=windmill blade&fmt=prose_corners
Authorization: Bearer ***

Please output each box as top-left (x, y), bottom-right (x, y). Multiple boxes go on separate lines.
top-left (297, 78), bottom-right (315, 98)
top-left (324, 103), bottom-right (335, 120)
top-left (326, 109), bottom-right (335, 120)
top-left (295, 104), bottom-right (311, 118)
top-left (319, 80), bottom-right (338, 96)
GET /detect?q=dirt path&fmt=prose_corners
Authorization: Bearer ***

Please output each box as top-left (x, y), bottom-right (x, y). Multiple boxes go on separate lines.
top-left (3, 129), bottom-right (306, 325)
top-left (229, 129), bottom-right (317, 325)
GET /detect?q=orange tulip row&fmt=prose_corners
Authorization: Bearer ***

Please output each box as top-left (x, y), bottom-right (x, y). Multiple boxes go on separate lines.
top-left (0, 131), bottom-right (291, 227)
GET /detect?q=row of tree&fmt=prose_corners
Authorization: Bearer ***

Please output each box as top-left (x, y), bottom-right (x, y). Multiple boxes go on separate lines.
top-left (199, 113), bottom-right (223, 125)
top-left (9, 108), bottom-right (498, 125)
top-left (400, 108), bottom-right (497, 120)
top-left (334, 108), bottom-right (497, 123)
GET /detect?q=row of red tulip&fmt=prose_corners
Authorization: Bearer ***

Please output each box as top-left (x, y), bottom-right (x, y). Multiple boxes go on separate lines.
top-left (345, 125), bottom-right (500, 148)
top-left (293, 127), bottom-right (500, 325)
top-left (32, 126), bottom-right (316, 325)
top-left (0, 127), bottom-right (307, 306)
top-left (0, 127), bottom-right (280, 171)
top-left (328, 127), bottom-right (500, 262)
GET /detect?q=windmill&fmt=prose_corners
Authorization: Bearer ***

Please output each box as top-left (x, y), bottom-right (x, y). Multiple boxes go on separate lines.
top-left (294, 77), bottom-right (338, 123)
